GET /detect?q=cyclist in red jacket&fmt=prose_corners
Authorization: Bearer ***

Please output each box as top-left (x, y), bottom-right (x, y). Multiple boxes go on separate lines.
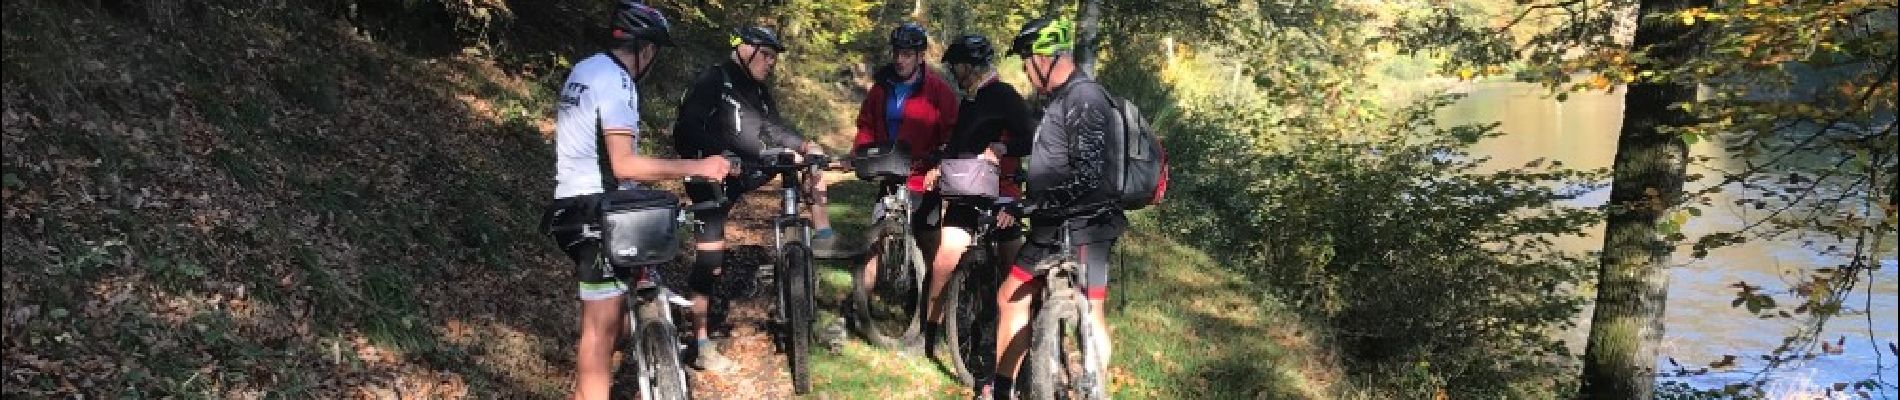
top-left (849, 22), bottom-right (961, 352)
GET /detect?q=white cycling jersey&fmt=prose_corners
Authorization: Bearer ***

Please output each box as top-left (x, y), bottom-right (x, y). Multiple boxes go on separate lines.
top-left (552, 52), bottom-right (642, 199)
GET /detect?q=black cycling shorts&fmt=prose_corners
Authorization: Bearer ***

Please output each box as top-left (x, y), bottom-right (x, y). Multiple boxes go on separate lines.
top-left (542, 194), bottom-right (635, 301)
top-left (938, 197), bottom-right (1024, 243)
top-left (1008, 211), bottom-right (1127, 300)
top-left (683, 173), bottom-right (774, 242)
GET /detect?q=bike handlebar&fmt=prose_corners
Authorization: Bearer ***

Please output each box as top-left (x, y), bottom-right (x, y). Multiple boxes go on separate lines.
top-left (751, 148), bottom-right (831, 172)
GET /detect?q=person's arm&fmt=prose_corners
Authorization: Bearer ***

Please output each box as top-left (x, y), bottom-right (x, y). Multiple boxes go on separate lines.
top-left (852, 86), bottom-right (884, 152)
top-left (925, 78), bottom-right (959, 168)
top-left (604, 134), bottom-right (727, 181)
top-left (915, 78), bottom-right (961, 188)
top-left (600, 76), bottom-right (727, 181)
top-left (1035, 96), bottom-right (1115, 212)
top-left (757, 91), bottom-right (809, 152)
top-left (1001, 88), bottom-right (1036, 158)
top-left (760, 118), bottom-right (808, 153)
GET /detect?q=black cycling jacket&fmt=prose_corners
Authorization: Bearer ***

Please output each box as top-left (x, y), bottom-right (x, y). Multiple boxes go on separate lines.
top-left (945, 76), bottom-right (1035, 159)
top-left (671, 60), bottom-right (807, 165)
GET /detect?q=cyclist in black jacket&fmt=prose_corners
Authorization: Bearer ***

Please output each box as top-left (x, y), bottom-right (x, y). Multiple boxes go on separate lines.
top-left (669, 25), bottom-right (836, 372)
top-left (922, 34), bottom-right (1033, 358)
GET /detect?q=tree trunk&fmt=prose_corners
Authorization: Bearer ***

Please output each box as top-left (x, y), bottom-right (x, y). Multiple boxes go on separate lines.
top-left (1042, 0), bottom-right (1065, 17)
top-left (1075, 0), bottom-right (1102, 73)
top-left (1579, 0), bottom-right (1707, 398)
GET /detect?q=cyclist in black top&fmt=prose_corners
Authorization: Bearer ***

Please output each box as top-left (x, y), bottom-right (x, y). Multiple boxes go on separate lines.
top-left (922, 34), bottom-right (1033, 357)
top-left (669, 25), bottom-right (836, 372)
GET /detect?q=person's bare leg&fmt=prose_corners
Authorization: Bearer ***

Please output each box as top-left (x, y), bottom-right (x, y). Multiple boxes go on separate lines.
top-left (927, 226), bottom-right (972, 324)
top-left (691, 241), bottom-right (724, 341)
top-left (1089, 298), bottom-right (1112, 368)
top-left (574, 294), bottom-right (624, 400)
top-left (857, 252), bottom-right (880, 297)
top-left (994, 271), bottom-right (1039, 384)
top-left (810, 172), bottom-right (832, 231)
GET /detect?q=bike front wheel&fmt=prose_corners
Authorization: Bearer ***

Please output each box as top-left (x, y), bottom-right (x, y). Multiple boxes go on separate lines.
top-left (943, 249), bottom-right (999, 386)
top-left (1019, 283), bottom-right (1108, 400)
top-left (849, 218), bottom-right (925, 348)
top-left (778, 243), bottom-right (816, 394)
top-left (636, 300), bottom-right (691, 400)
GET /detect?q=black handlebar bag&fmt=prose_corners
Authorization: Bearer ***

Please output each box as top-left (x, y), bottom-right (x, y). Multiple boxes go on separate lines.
top-left (852, 143), bottom-right (913, 183)
top-left (598, 187), bottom-right (682, 266)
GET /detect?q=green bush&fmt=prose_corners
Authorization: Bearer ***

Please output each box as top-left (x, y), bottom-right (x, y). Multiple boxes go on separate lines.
top-left (1125, 53), bottom-right (1604, 396)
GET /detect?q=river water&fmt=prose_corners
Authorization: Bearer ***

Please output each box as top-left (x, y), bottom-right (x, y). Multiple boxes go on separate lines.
top-left (1437, 81), bottom-right (1899, 397)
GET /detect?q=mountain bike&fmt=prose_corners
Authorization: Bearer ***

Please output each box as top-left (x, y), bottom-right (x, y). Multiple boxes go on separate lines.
top-left (750, 150), bottom-right (831, 394)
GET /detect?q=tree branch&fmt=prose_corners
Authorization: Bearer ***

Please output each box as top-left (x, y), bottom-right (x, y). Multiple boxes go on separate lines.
top-left (1497, 0), bottom-right (1588, 34)
top-left (1705, 60), bottom-right (1898, 195)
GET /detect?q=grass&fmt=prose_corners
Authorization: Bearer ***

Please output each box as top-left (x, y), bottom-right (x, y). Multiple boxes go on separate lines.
top-left (805, 178), bottom-right (1342, 399)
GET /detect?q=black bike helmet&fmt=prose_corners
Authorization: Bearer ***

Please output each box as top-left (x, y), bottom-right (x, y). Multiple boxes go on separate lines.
top-left (732, 26), bottom-right (787, 52)
top-left (942, 34), bottom-right (995, 66)
top-left (611, 1), bottom-right (674, 46)
top-left (889, 22), bottom-right (928, 51)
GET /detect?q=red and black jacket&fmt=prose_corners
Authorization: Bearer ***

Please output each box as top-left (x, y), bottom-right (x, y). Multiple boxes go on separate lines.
top-left (852, 64), bottom-right (960, 192)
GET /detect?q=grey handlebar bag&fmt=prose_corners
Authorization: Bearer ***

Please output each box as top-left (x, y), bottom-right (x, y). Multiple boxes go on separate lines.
top-left (598, 187), bottom-right (682, 267)
top-left (936, 158), bottom-right (1000, 199)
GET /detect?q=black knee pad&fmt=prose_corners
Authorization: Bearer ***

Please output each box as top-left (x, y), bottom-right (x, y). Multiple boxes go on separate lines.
top-left (689, 249), bottom-right (725, 294)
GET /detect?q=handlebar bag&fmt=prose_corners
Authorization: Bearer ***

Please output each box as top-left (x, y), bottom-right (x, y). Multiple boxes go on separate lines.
top-left (936, 158), bottom-right (999, 199)
top-left (851, 143), bottom-right (912, 183)
top-left (598, 187), bottom-right (682, 266)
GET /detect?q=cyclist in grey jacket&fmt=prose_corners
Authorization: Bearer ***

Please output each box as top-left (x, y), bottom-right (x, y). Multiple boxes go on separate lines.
top-left (982, 16), bottom-right (1129, 400)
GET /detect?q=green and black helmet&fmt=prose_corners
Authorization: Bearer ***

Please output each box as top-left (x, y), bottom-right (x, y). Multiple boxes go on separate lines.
top-left (1006, 16), bottom-right (1074, 57)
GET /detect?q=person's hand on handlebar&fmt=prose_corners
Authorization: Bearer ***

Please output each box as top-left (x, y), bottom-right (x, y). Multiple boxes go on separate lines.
top-left (980, 142), bottom-right (1005, 164)
top-left (692, 154), bottom-right (732, 180)
top-left (995, 200), bottom-right (1020, 229)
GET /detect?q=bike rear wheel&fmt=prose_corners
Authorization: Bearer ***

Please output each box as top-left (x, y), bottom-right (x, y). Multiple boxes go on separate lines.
top-left (849, 218), bottom-right (925, 348)
top-left (637, 300), bottom-right (691, 400)
top-left (943, 249), bottom-right (998, 386)
top-left (778, 243), bottom-right (816, 394)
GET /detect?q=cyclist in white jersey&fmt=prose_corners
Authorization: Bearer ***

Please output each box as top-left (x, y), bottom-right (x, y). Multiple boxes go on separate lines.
top-left (539, 3), bottom-right (727, 399)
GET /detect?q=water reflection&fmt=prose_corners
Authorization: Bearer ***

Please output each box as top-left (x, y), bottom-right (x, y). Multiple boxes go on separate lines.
top-left (1436, 81), bottom-right (1898, 396)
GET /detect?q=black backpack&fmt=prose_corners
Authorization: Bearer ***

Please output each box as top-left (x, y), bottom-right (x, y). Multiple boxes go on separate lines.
top-left (1102, 94), bottom-right (1169, 210)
